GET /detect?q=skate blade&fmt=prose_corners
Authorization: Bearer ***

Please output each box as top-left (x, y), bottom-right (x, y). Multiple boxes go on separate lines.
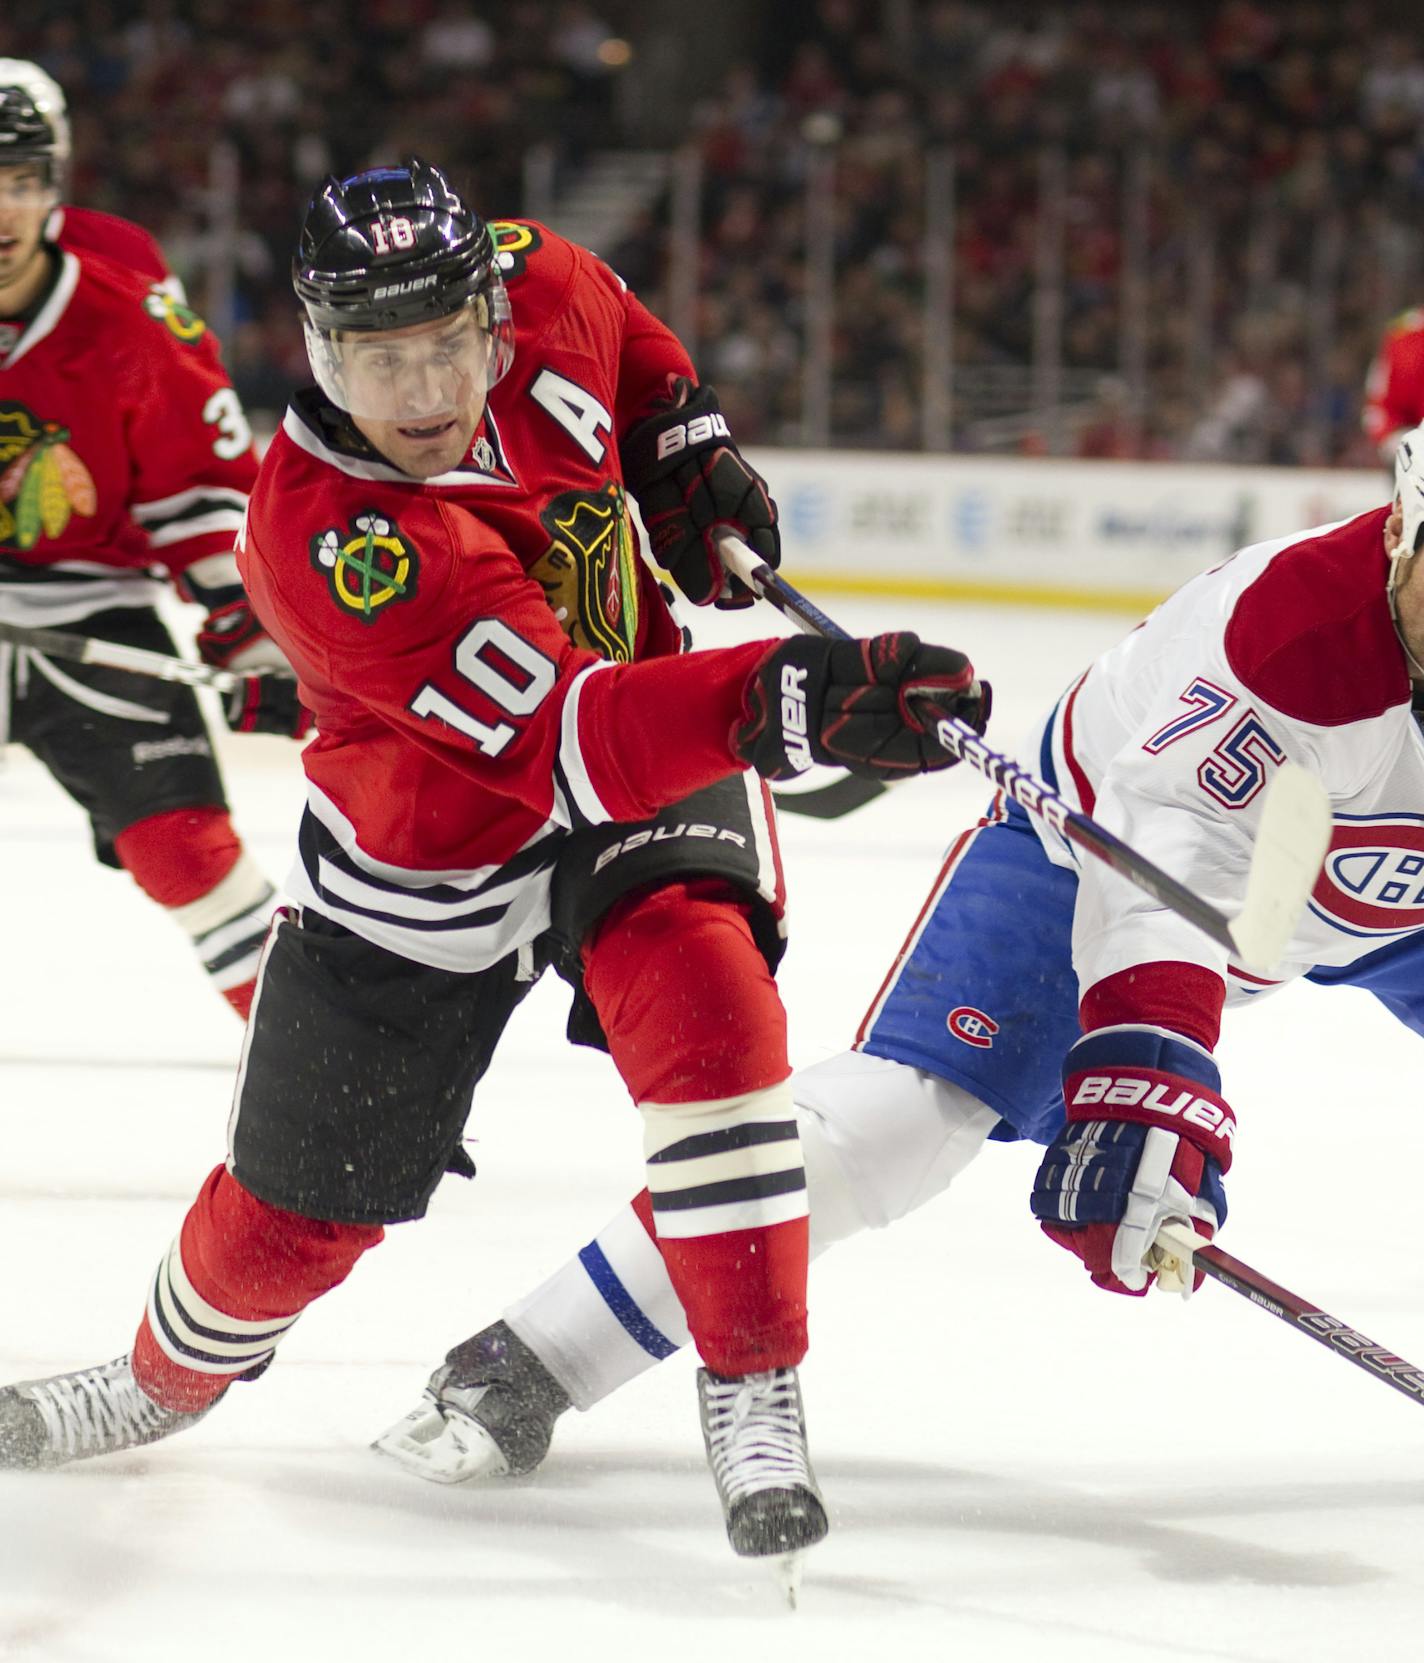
top-left (372, 1399), bottom-right (511, 1484)
top-left (777, 1550), bottom-right (805, 1609)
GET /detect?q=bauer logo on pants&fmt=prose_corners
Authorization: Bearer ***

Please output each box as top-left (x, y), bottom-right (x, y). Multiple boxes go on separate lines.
top-left (310, 511), bottom-right (419, 622)
top-left (947, 1005), bottom-right (999, 1048)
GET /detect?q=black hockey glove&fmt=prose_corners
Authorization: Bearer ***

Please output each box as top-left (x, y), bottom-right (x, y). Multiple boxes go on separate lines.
top-left (223, 670), bottom-right (312, 739)
top-left (620, 377), bottom-right (778, 609)
top-left (196, 596), bottom-right (276, 671)
top-left (733, 634), bottom-right (991, 782)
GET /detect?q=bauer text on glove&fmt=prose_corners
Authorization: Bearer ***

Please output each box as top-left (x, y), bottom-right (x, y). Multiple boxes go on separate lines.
top-left (1029, 1024), bottom-right (1231, 1297)
top-left (621, 378), bottom-right (778, 609)
top-left (732, 633), bottom-right (990, 781)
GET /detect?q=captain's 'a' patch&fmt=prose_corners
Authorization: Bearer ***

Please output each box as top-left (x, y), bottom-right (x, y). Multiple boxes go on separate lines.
top-left (309, 511), bottom-right (419, 622)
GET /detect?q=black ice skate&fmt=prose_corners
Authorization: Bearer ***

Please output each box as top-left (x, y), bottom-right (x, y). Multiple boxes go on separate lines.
top-left (373, 1319), bottom-right (572, 1482)
top-left (0, 1353), bottom-right (214, 1470)
top-left (697, 1366), bottom-right (829, 1568)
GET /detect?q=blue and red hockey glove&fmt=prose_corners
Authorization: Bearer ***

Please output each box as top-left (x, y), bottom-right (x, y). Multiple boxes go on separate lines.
top-left (1029, 1025), bottom-right (1232, 1297)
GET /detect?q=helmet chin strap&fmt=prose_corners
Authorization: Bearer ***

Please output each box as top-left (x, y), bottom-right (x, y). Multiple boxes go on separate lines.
top-left (1387, 549), bottom-right (1424, 681)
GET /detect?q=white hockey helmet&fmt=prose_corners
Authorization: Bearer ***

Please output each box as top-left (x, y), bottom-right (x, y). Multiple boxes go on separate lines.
top-left (1391, 422), bottom-right (1424, 601)
top-left (0, 60), bottom-right (71, 184)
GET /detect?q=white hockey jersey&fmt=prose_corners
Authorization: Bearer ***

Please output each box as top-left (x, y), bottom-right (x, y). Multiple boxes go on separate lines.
top-left (1032, 504), bottom-right (1424, 1040)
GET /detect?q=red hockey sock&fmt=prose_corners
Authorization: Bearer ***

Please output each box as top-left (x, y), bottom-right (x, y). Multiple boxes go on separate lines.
top-left (133, 1165), bottom-right (383, 1412)
top-left (223, 976), bottom-right (257, 1021)
top-left (585, 882), bottom-right (807, 1375)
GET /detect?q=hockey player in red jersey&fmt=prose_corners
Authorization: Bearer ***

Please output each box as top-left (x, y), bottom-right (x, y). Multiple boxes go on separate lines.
top-left (0, 160), bottom-right (989, 1566)
top-left (1363, 308), bottom-right (1424, 461)
top-left (351, 433), bottom-right (1424, 1490)
top-left (0, 61), bottom-right (304, 1021)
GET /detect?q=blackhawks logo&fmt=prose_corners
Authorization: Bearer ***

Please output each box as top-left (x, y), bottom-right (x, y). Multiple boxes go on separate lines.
top-left (0, 404), bottom-right (98, 549)
top-left (143, 284), bottom-right (208, 345)
top-left (489, 221), bottom-right (542, 282)
top-left (310, 511), bottom-right (418, 621)
top-left (531, 483), bottom-right (639, 662)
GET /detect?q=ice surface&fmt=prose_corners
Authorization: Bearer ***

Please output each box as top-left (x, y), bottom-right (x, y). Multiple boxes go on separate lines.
top-left (3, 597), bottom-right (1422, 1662)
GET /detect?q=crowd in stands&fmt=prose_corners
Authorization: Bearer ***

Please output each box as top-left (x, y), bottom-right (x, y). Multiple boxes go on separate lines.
top-left (8, 0), bottom-right (1424, 465)
top-left (614, 0), bottom-right (1422, 463)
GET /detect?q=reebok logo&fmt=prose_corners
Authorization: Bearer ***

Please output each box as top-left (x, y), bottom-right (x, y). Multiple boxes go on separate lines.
top-left (373, 275), bottom-right (437, 299)
top-left (780, 663), bottom-right (813, 772)
top-left (1070, 1074), bottom-right (1235, 1145)
top-left (132, 735), bottom-right (214, 764)
top-left (655, 412), bottom-right (730, 461)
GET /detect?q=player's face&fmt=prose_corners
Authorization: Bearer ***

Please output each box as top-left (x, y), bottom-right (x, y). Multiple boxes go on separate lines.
top-left (0, 164), bottom-right (52, 300)
top-left (341, 311), bottom-right (493, 479)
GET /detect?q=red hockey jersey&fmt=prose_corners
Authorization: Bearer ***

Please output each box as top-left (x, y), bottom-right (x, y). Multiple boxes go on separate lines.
top-left (240, 221), bottom-right (775, 971)
top-left (1362, 308), bottom-right (1424, 458)
top-left (48, 204), bottom-right (173, 288)
top-left (0, 247), bottom-right (256, 629)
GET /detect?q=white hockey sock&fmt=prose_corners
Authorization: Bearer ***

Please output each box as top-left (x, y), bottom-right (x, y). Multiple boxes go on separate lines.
top-left (168, 852), bottom-right (276, 998)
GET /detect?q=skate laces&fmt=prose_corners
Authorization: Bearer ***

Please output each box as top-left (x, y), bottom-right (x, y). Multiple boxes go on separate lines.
top-left (24, 1357), bottom-right (170, 1458)
top-left (703, 1369), bottom-right (812, 1504)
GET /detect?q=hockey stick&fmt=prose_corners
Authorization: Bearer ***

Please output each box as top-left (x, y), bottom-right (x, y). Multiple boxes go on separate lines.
top-left (0, 618), bottom-right (239, 693)
top-left (717, 536), bottom-right (1331, 975)
top-left (1154, 1222), bottom-right (1424, 1411)
top-left (770, 770), bottom-right (892, 819)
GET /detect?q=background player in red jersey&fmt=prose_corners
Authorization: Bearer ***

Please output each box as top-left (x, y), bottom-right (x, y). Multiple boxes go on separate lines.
top-left (0, 61), bottom-right (305, 1020)
top-left (1363, 307), bottom-right (1424, 463)
top-left (0, 159), bottom-right (989, 1569)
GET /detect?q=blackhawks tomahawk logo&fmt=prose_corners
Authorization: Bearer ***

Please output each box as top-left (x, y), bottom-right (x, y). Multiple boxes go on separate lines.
top-left (143, 284), bottom-right (208, 344)
top-left (310, 511), bottom-right (419, 621)
top-left (531, 483), bottom-right (640, 662)
top-left (0, 404), bottom-right (98, 549)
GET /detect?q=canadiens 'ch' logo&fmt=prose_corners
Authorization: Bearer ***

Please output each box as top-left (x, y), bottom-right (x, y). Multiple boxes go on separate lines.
top-left (531, 483), bottom-right (639, 661)
top-left (310, 512), bottom-right (419, 621)
top-left (0, 403), bottom-right (98, 549)
top-left (1309, 814), bottom-right (1424, 936)
top-left (947, 1005), bottom-right (999, 1049)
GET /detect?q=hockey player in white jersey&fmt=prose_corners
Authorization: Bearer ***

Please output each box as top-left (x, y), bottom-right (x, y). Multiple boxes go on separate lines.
top-left (358, 425), bottom-right (1424, 1485)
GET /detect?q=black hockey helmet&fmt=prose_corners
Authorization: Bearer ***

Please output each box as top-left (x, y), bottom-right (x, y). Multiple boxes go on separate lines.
top-left (0, 60), bottom-right (70, 186)
top-left (293, 158), bottom-right (513, 420)
top-left (294, 159), bottom-right (511, 336)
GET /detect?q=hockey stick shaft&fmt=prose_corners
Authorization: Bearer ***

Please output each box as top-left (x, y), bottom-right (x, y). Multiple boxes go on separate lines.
top-left (1155, 1223), bottom-right (1424, 1411)
top-left (717, 536), bottom-right (1329, 973)
top-left (0, 618), bottom-right (239, 693)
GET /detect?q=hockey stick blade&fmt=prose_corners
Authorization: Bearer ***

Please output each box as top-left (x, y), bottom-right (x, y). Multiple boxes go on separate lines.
top-left (1154, 1222), bottom-right (1424, 1412)
top-left (1226, 761), bottom-right (1331, 973)
top-left (0, 618), bottom-right (239, 693)
top-left (716, 536), bottom-right (1329, 974)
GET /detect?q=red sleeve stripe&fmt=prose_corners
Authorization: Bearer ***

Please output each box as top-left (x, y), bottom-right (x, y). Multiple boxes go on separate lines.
top-left (1057, 671), bottom-right (1096, 815)
top-left (1078, 960), bottom-right (1226, 1052)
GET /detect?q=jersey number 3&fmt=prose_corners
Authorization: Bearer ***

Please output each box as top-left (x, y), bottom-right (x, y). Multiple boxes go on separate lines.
top-left (409, 619), bottom-right (555, 755)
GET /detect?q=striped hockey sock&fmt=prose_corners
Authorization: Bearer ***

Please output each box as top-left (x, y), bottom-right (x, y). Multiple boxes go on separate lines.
top-left (132, 1165), bottom-right (382, 1411)
top-left (640, 1081), bottom-right (809, 1375)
